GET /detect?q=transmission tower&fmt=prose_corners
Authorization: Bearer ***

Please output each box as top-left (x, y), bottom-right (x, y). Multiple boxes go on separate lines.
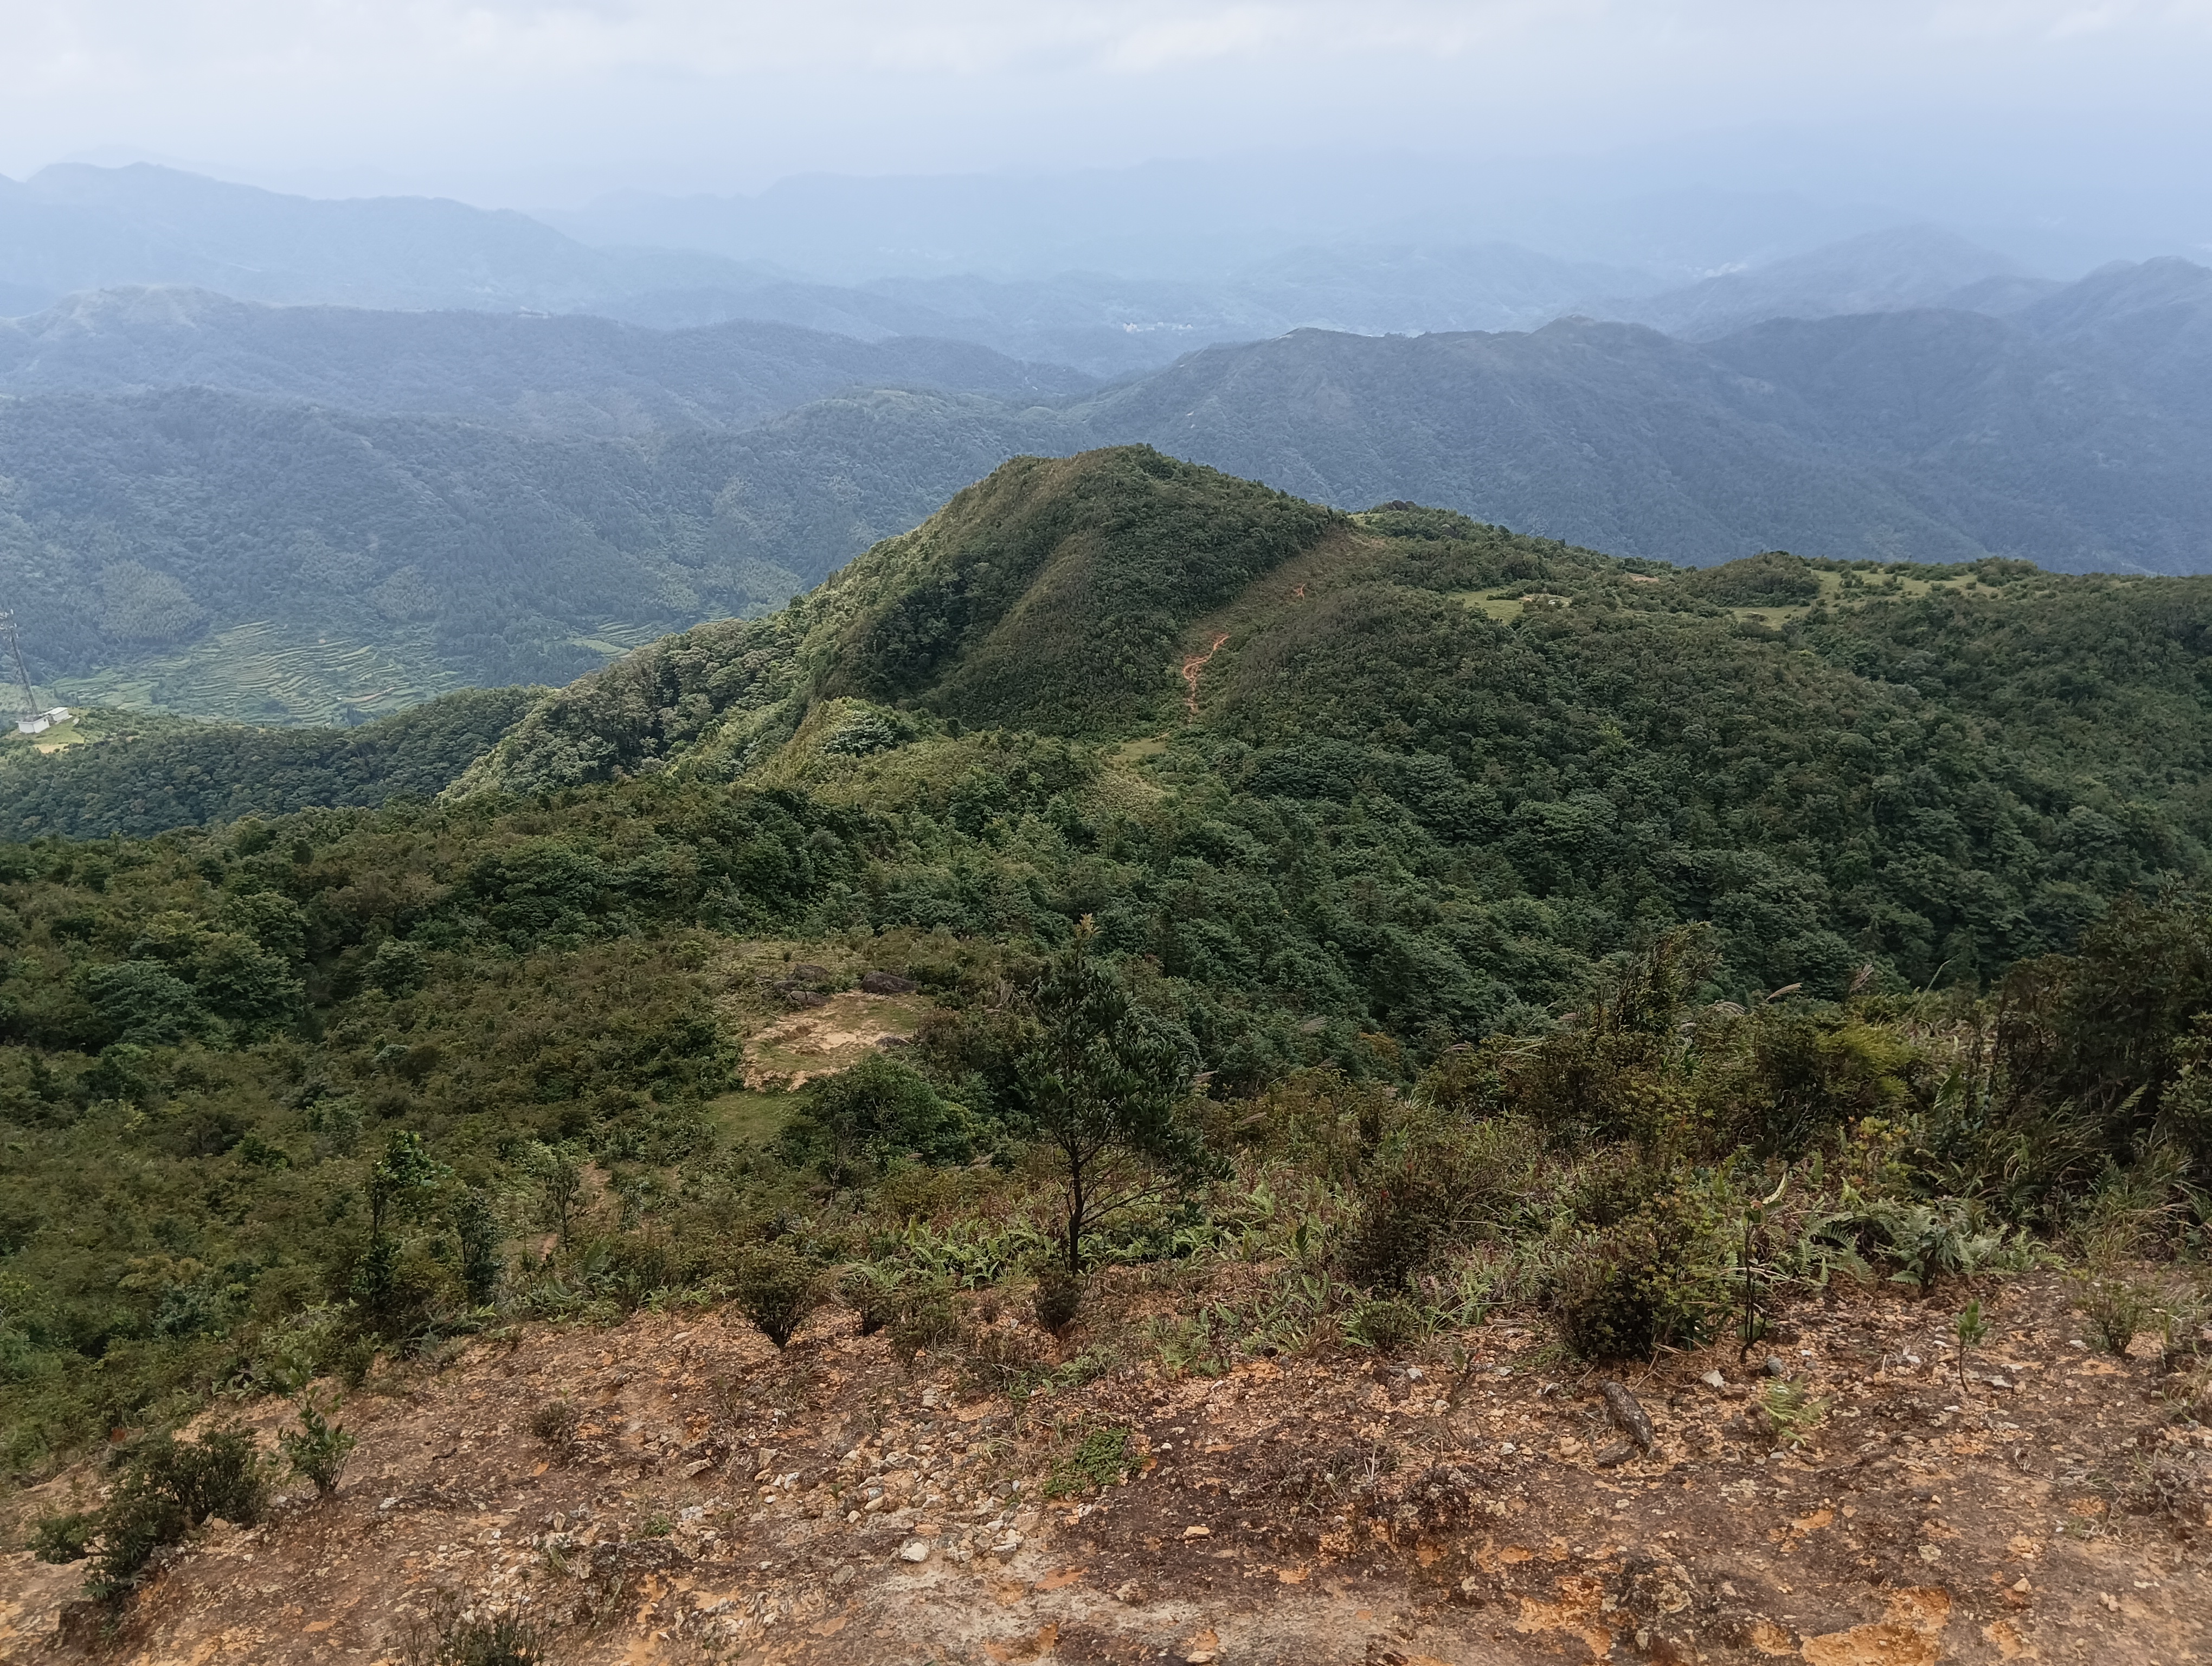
top-left (0, 611), bottom-right (66, 735)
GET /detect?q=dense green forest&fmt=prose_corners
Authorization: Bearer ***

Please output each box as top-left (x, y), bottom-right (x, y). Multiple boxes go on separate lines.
top-left (468, 453), bottom-right (2210, 999)
top-left (5, 449), bottom-right (2210, 1530)
top-left (0, 389), bottom-right (806, 694)
top-left (0, 688), bottom-right (538, 840)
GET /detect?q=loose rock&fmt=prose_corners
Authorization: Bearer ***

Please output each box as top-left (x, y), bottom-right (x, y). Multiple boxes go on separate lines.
top-left (1601, 1380), bottom-right (1657, 1452)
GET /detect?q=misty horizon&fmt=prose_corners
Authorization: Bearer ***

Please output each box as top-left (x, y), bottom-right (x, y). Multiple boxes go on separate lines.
top-left (5, 3), bottom-right (2211, 281)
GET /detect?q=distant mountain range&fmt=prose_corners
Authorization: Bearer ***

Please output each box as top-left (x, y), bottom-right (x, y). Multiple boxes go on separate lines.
top-left (0, 286), bottom-right (1091, 434)
top-left (1077, 258), bottom-right (2212, 572)
top-left (1594, 225), bottom-right (2054, 340)
top-left (0, 163), bottom-right (776, 318)
top-left (7, 252), bottom-right (2210, 725)
top-left (0, 164), bottom-right (2055, 377)
top-left (3, 161), bottom-right (2210, 722)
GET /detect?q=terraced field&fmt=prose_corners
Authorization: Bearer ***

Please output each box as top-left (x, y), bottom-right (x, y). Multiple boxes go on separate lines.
top-left (45, 622), bottom-right (449, 725)
top-left (42, 619), bottom-right (658, 726)
top-left (569, 619), bottom-right (673, 658)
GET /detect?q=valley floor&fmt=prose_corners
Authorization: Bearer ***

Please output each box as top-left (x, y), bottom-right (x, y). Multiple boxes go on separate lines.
top-left (4, 1270), bottom-right (2209, 1664)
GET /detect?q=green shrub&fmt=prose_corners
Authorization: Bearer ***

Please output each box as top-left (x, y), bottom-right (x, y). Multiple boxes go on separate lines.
top-left (775, 1054), bottom-right (978, 1180)
top-left (278, 1392), bottom-right (357, 1497)
top-left (336, 1335), bottom-right (379, 1389)
top-left (1565, 1145), bottom-right (1680, 1231)
top-left (1350, 1297), bottom-right (1426, 1354)
top-left (30, 1509), bottom-right (97, 1564)
top-left (400, 1590), bottom-right (551, 1666)
top-left (454, 1189), bottom-right (501, 1308)
top-left (837, 1264), bottom-right (900, 1336)
top-left (1340, 1114), bottom-right (1538, 1290)
top-left (889, 1288), bottom-right (962, 1356)
top-left (582, 1231), bottom-right (684, 1312)
top-left (1549, 1209), bottom-right (1724, 1362)
top-left (2075, 1273), bottom-right (2157, 1356)
top-left (1743, 1014), bottom-right (1919, 1155)
top-left (527, 1398), bottom-right (581, 1457)
top-left (1868, 1198), bottom-right (2002, 1292)
top-left (1033, 1269), bottom-right (1083, 1336)
top-left (962, 1325), bottom-right (1043, 1396)
top-left (730, 1242), bottom-right (822, 1348)
top-left (87, 1426), bottom-right (268, 1603)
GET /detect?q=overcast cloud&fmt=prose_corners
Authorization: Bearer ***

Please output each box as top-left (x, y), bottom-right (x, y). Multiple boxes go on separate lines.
top-left (3, 2), bottom-right (2210, 210)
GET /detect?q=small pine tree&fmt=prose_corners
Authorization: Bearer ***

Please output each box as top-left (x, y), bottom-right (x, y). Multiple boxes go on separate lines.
top-left (1016, 921), bottom-right (1209, 1272)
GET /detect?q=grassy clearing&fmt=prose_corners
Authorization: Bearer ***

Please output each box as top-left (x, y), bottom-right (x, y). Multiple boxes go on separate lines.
top-left (702, 1088), bottom-right (799, 1148)
top-left (0, 716), bottom-right (90, 756)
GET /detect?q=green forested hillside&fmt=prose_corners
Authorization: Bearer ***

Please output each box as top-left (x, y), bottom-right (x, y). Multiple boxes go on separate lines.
top-left (0, 287), bottom-right (1092, 432)
top-left (467, 449), bottom-right (2208, 997)
top-left (0, 688), bottom-right (538, 840)
top-left (1076, 306), bottom-right (2212, 575)
top-left (0, 387), bottom-right (1054, 709)
top-left (4, 448), bottom-right (2210, 1492)
top-left (0, 388), bottom-right (788, 696)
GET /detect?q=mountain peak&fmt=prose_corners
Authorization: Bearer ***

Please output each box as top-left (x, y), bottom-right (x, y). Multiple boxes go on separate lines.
top-left (817, 445), bottom-right (1339, 735)
top-left (456, 446), bottom-right (1356, 794)
top-left (1605, 222), bottom-right (2022, 341)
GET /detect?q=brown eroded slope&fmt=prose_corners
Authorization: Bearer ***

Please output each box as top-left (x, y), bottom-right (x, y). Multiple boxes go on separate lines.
top-left (5, 1270), bottom-right (2209, 1664)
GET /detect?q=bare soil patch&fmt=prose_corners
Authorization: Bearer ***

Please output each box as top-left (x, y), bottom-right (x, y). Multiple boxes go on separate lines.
top-left (6, 1272), bottom-right (2209, 1664)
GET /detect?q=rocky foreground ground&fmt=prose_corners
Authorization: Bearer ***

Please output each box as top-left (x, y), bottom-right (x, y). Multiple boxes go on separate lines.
top-left (3, 1268), bottom-right (2208, 1664)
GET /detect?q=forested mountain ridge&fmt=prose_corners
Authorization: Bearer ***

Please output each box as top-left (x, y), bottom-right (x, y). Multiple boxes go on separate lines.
top-left (8, 254), bottom-right (2212, 727)
top-left (0, 387), bottom-right (799, 702)
top-left (2018, 253), bottom-right (2212, 425)
top-left (0, 286), bottom-right (1092, 433)
top-left (455, 448), bottom-right (1341, 794)
top-left (0, 688), bottom-right (539, 841)
top-left (464, 449), bottom-right (2210, 1000)
top-left (1074, 279), bottom-right (2212, 573)
top-left (0, 386), bottom-right (1061, 715)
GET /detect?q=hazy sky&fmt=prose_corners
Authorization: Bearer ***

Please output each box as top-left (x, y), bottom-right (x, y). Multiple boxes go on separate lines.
top-left (5, 1), bottom-right (2211, 209)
